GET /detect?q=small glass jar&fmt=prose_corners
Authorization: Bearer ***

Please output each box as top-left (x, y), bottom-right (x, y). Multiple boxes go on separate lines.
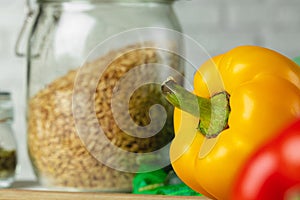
top-left (0, 92), bottom-right (17, 188)
top-left (17, 0), bottom-right (184, 192)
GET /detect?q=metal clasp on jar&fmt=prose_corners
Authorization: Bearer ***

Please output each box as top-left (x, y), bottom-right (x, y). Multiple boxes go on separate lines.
top-left (15, 0), bottom-right (37, 57)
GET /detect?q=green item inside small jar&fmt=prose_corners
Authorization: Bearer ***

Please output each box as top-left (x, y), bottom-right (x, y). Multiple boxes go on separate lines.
top-left (0, 147), bottom-right (17, 179)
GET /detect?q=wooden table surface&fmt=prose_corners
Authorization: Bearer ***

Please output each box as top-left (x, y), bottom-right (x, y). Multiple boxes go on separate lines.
top-left (0, 189), bottom-right (209, 200)
top-left (0, 181), bottom-right (210, 200)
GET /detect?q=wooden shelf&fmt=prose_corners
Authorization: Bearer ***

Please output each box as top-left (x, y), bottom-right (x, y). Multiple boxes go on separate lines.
top-left (0, 189), bottom-right (209, 200)
top-left (0, 181), bottom-right (210, 200)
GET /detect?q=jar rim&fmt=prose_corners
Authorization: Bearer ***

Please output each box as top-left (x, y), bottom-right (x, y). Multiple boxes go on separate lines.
top-left (37, 0), bottom-right (178, 3)
top-left (0, 92), bottom-right (13, 121)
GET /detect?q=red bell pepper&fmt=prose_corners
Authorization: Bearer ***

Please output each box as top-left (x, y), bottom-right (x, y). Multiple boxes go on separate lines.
top-left (232, 119), bottom-right (300, 200)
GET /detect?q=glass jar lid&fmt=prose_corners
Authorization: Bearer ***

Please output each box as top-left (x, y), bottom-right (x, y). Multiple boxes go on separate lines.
top-left (37, 0), bottom-right (177, 3)
top-left (0, 92), bottom-right (13, 122)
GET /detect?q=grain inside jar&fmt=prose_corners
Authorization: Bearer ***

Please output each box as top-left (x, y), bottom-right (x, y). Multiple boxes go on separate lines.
top-left (28, 43), bottom-right (182, 191)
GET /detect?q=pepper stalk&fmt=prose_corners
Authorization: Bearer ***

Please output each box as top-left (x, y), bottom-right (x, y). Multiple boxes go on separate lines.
top-left (161, 78), bottom-right (230, 138)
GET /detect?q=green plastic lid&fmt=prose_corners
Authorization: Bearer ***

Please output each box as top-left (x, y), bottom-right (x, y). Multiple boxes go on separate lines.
top-left (293, 56), bottom-right (300, 66)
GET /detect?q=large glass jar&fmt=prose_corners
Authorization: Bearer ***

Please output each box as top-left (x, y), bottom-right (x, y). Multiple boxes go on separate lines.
top-left (18, 0), bottom-right (184, 192)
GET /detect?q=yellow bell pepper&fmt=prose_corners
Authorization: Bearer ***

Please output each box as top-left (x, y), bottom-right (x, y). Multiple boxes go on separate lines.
top-left (161, 46), bottom-right (300, 200)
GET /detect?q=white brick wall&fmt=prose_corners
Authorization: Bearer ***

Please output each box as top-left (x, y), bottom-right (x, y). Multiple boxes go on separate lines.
top-left (175, 0), bottom-right (300, 57)
top-left (0, 1), bottom-right (32, 180)
top-left (0, 0), bottom-right (300, 181)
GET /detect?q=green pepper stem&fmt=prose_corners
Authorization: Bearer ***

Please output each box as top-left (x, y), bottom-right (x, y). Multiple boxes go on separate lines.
top-left (161, 78), bottom-right (230, 138)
